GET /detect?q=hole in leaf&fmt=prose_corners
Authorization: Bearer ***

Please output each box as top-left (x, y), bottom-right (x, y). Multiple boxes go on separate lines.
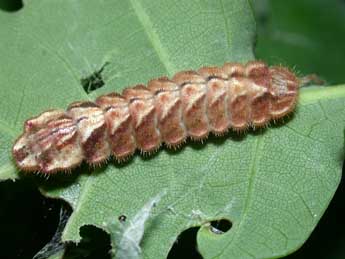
top-left (167, 227), bottom-right (203, 259)
top-left (209, 218), bottom-right (232, 234)
top-left (34, 204), bottom-right (72, 259)
top-left (64, 225), bottom-right (111, 259)
top-left (81, 63), bottom-right (108, 94)
top-left (0, 0), bottom-right (23, 12)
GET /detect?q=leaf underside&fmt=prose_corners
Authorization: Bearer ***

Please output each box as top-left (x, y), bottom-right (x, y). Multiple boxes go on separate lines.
top-left (0, 1), bottom-right (344, 259)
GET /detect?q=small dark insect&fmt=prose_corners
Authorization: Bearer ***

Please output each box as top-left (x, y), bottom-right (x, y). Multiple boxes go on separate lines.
top-left (118, 215), bottom-right (127, 222)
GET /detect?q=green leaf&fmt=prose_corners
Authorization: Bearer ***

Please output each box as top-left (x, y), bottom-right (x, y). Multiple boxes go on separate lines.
top-left (0, 1), bottom-right (344, 259)
top-left (45, 250), bottom-right (64, 259)
top-left (254, 0), bottom-right (345, 84)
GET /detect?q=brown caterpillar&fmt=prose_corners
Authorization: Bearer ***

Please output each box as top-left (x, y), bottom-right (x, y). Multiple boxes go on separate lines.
top-left (12, 61), bottom-right (300, 174)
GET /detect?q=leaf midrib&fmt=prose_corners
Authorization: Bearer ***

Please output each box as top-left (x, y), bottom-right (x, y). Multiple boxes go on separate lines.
top-left (211, 137), bottom-right (262, 259)
top-left (129, 0), bottom-right (176, 76)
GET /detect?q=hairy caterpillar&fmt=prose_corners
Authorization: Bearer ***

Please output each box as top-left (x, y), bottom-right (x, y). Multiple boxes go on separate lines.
top-left (12, 61), bottom-right (300, 174)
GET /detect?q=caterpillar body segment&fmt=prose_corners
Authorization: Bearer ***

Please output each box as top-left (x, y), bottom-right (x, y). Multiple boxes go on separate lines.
top-left (12, 61), bottom-right (299, 174)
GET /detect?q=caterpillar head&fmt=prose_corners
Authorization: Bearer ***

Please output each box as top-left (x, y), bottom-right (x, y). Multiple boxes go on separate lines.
top-left (269, 66), bottom-right (299, 118)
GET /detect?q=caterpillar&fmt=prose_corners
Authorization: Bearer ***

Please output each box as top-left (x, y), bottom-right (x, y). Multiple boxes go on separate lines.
top-left (12, 61), bottom-right (300, 174)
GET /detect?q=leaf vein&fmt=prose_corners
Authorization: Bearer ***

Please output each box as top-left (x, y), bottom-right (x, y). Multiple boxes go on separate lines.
top-left (129, 0), bottom-right (176, 76)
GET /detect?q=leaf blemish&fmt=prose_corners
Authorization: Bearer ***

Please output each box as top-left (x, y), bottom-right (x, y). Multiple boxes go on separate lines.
top-left (111, 191), bottom-right (166, 259)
